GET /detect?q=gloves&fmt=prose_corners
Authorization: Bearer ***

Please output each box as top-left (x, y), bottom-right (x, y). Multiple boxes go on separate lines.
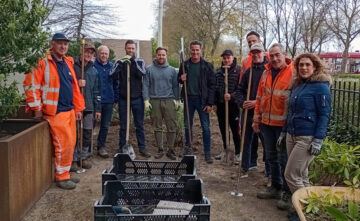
top-left (174, 100), bottom-right (181, 111)
top-left (276, 132), bottom-right (286, 152)
top-left (309, 138), bottom-right (323, 156)
top-left (120, 55), bottom-right (132, 64)
top-left (144, 100), bottom-right (152, 111)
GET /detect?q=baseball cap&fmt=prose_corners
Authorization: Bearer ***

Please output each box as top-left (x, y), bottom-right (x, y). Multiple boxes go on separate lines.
top-left (221, 49), bottom-right (233, 57)
top-left (84, 41), bottom-right (96, 51)
top-left (52, 33), bottom-right (70, 42)
top-left (250, 43), bottom-right (265, 52)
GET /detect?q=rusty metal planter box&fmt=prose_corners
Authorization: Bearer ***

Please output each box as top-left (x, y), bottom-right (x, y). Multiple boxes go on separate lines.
top-left (0, 119), bottom-right (54, 221)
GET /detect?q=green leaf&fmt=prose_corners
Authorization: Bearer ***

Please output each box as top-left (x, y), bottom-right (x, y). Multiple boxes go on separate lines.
top-left (344, 180), bottom-right (353, 186)
top-left (344, 168), bottom-right (350, 179)
top-left (348, 201), bottom-right (358, 219)
top-left (326, 206), bottom-right (349, 221)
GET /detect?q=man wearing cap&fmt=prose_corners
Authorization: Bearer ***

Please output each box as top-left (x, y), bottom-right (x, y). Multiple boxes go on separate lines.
top-left (23, 33), bottom-right (85, 190)
top-left (178, 40), bottom-right (216, 164)
top-left (233, 42), bottom-right (269, 177)
top-left (71, 41), bottom-right (101, 170)
top-left (214, 49), bottom-right (241, 163)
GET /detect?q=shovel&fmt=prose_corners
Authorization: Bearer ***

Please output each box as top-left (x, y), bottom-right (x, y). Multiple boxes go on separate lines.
top-left (223, 65), bottom-right (231, 164)
top-left (121, 62), bottom-right (136, 160)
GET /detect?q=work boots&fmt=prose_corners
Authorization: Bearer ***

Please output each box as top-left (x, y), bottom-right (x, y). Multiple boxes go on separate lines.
top-left (98, 148), bottom-right (109, 158)
top-left (56, 180), bottom-right (76, 190)
top-left (277, 191), bottom-right (292, 210)
top-left (257, 186), bottom-right (282, 199)
top-left (166, 150), bottom-right (177, 160)
top-left (139, 148), bottom-right (151, 158)
top-left (205, 153), bottom-right (213, 164)
top-left (155, 150), bottom-right (164, 159)
top-left (70, 161), bottom-right (80, 172)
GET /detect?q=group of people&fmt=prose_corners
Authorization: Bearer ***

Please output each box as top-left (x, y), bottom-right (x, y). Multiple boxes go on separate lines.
top-left (24, 31), bottom-right (332, 221)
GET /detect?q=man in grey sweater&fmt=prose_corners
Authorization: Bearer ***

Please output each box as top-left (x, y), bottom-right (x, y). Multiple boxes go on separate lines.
top-left (143, 47), bottom-right (180, 160)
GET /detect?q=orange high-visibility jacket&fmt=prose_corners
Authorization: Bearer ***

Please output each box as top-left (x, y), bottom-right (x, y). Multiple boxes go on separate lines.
top-left (240, 52), bottom-right (270, 82)
top-left (23, 55), bottom-right (85, 115)
top-left (253, 58), bottom-right (293, 127)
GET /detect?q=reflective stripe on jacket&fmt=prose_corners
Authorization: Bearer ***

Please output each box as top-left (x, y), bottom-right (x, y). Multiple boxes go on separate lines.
top-left (23, 55), bottom-right (85, 115)
top-left (253, 58), bottom-right (293, 126)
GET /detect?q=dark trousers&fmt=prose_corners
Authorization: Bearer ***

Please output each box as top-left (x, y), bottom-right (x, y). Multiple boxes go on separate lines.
top-left (261, 124), bottom-right (289, 191)
top-left (97, 103), bottom-right (114, 149)
top-left (119, 96), bottom-right (146, 150)
top-left (240, 113), bottom-right (258, 171)
top-left (215, 102), bottom-right (240, 154)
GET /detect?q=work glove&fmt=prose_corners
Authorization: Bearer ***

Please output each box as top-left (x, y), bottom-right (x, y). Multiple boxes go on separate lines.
top-left (309, 138), bottom-right (323, 156)
top-left (144, 99), bottom-right (152, 111)
top-left (121, 55), bottom-right (132, 64)
top-left (174, 100), bottom-right (181, 111)
top-left (276, 132), bottom-right (286, 152)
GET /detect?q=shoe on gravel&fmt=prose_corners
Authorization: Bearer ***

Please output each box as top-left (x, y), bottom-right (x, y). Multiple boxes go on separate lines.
top-left (154, 150), bottom-right (164, 159)
top-left (205, 154), bottom-right (213, 164)
top-left (214, 150), bottom-right (225, 160)
top-left (70, 161), bottom-right (80, 172)
top-left (234, 154), bottom-right (241, 165)
top-left (166, 151), bottom-right (177, 160)
top-left (98, 148), bottom-right (109, 158)
top-left (70, 176), bottom-right (80, 183)
top-left (277, 191), bottom-right (292, 210)
top-left (181, 147), bottom-right (192, 157)
top-left (257, 186), bottom-right (282, 199)
top-left (240, 169), bottom-right (249, 178)
top-left (56, 180), bottom-right (76, 190)
top-left (139, 149), bottom-right (151, 158)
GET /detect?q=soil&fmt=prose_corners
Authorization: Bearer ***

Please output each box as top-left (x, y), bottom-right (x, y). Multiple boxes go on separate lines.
top-left (23, 114), bottom-right (289, 221)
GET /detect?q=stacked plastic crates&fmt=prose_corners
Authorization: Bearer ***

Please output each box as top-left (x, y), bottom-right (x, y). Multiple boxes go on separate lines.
top-left (94, 154), bottom-right (211, 220)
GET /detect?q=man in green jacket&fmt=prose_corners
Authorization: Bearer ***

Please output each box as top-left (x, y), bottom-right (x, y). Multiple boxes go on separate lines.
top-left (143, 47), bottom-right (179, 160)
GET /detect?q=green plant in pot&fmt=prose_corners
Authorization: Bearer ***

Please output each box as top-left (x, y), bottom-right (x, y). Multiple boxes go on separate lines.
top-left (0, 0), bottom-right (49, 122)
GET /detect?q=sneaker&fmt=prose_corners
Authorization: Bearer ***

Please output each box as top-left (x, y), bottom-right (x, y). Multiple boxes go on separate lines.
top-left (249, 166), bottom-right (258, 171)
top-left (139, 149), bottom-right (151, 158)
top-left (70, 161), bottom-right (80, 172)
top-left (257, 186), bottom-right (282, 199)
top-left (266, 176), bottom-right (272, 187)
top-left (80, 159), bottom-right (92, 169)
top-left (56, 180), bottom-right (76, 190)
top-left (234, 154), bottom-right (241, 165)
top-left (240, 169), bottom-right (249, 178)
top-left (205, 154), bottom-right (213, 164)
top-left (98, 148), bottom-right (109, 158)
top-left (166, 151), bottom-right (177, 160)
top-left (214, 150), bottom-right (225, 160)
top-left (154, 150), bottom-right (164, 159)
top-left (70, 176), bottom-right (80, 183)
top-left (277, 191), bottom-right (292, 210)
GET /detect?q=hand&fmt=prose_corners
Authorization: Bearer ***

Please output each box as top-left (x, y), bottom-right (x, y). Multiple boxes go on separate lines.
top-left (78, 79), bottom-right (86, 87)
top-left (212, 105), bottom-right (217, 112)
top-left (243, 100), bottom-right (256, 109)
top-left (174, 100), bottom-right (181, 111)
top-left (75, 111), bottom-right (82, 120)
top-left (181, 74), bottom-right (187, 81)
top-left (95, 112), bottom-right (101, 120)
top-left (203, 105), bottom-right (212, 113)
top-left (34, 110), bottom-right (43, 120)
top-left (144, 100), bottom-right (152, 111)
top-left (252, 122), bottom-right (260, 133)
top-left (224, 93), bottom-right (231, 101)
top-left (276, 132), bottom-right (286, 152)
top-left (121, 55), bottom-right (132, 64)
top-left (309, 138), bottom-right (323, 156)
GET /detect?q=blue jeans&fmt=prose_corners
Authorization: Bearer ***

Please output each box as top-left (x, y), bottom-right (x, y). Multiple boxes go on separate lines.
top-left (97, 103), bottom-right (114, 149)
top-left (184, 96), bottom-right (211, 154)
top-left (119, 97), bottom-right (146, 150)
top-left (261, 124), bottom-right (289, 191)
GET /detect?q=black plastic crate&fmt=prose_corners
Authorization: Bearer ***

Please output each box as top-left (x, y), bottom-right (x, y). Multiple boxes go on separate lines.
top-left (102, 154), bottom-right (197, 193)
top-left (94, 179), bottom-right (210, 221)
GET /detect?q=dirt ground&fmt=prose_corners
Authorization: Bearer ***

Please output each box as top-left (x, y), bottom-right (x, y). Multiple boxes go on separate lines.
top-left (23, 114), bottom-right (289, 221)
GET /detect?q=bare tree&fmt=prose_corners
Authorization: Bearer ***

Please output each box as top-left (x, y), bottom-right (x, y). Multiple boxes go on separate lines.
top-left (326, 0), bottom-right (360, 72)
top-left (42, 0), bottom-right (118, 39)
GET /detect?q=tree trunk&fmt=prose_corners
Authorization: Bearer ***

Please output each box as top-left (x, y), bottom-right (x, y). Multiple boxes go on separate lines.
top-left (341, 41), bottom-right (350, 73)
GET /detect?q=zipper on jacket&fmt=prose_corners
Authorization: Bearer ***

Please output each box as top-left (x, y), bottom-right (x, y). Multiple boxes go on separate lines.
top-left (266, 70), bottom-right (280, 125)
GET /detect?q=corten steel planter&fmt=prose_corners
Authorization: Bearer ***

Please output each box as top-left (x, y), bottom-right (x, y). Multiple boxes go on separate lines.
top-left (0, 119), bottom-right (54, 221)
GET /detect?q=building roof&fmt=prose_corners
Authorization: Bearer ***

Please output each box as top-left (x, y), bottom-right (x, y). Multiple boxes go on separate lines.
top-left (319, 52), bottom-right (360, 59)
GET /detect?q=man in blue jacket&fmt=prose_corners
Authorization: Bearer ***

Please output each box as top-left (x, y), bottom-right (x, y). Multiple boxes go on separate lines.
top-left (178, 40), bottom-right (216, 164)
top-left (94, 45), bottom-right (114, 158)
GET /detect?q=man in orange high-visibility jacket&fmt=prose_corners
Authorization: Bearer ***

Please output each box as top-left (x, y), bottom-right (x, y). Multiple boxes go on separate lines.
top-left (252, 43), bottom-right (293, 210)
top-left (23, 33), bottom-right (85, 190)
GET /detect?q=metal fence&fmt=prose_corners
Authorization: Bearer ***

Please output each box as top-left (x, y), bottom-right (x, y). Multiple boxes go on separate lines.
top-left (331, 80), bottom-right (360, 128)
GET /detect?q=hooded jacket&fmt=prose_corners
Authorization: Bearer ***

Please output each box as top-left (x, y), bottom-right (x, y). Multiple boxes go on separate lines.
top-left (73, 56), bottom-right (101, 112)
top-left (285, 72), bottom-right (332, 139)
top-left (143, 59), bottom-right (179, 100)
top-left (178, 57), bottom-right (216, 107)
top-left (94, 58), bottom-right (114, 104)
top-left (215, 57), bottom-right (241, 104)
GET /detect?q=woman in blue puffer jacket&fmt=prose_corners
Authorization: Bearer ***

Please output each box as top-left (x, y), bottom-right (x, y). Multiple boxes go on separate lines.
top-left (277, 53), bottom-right (332, 219)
